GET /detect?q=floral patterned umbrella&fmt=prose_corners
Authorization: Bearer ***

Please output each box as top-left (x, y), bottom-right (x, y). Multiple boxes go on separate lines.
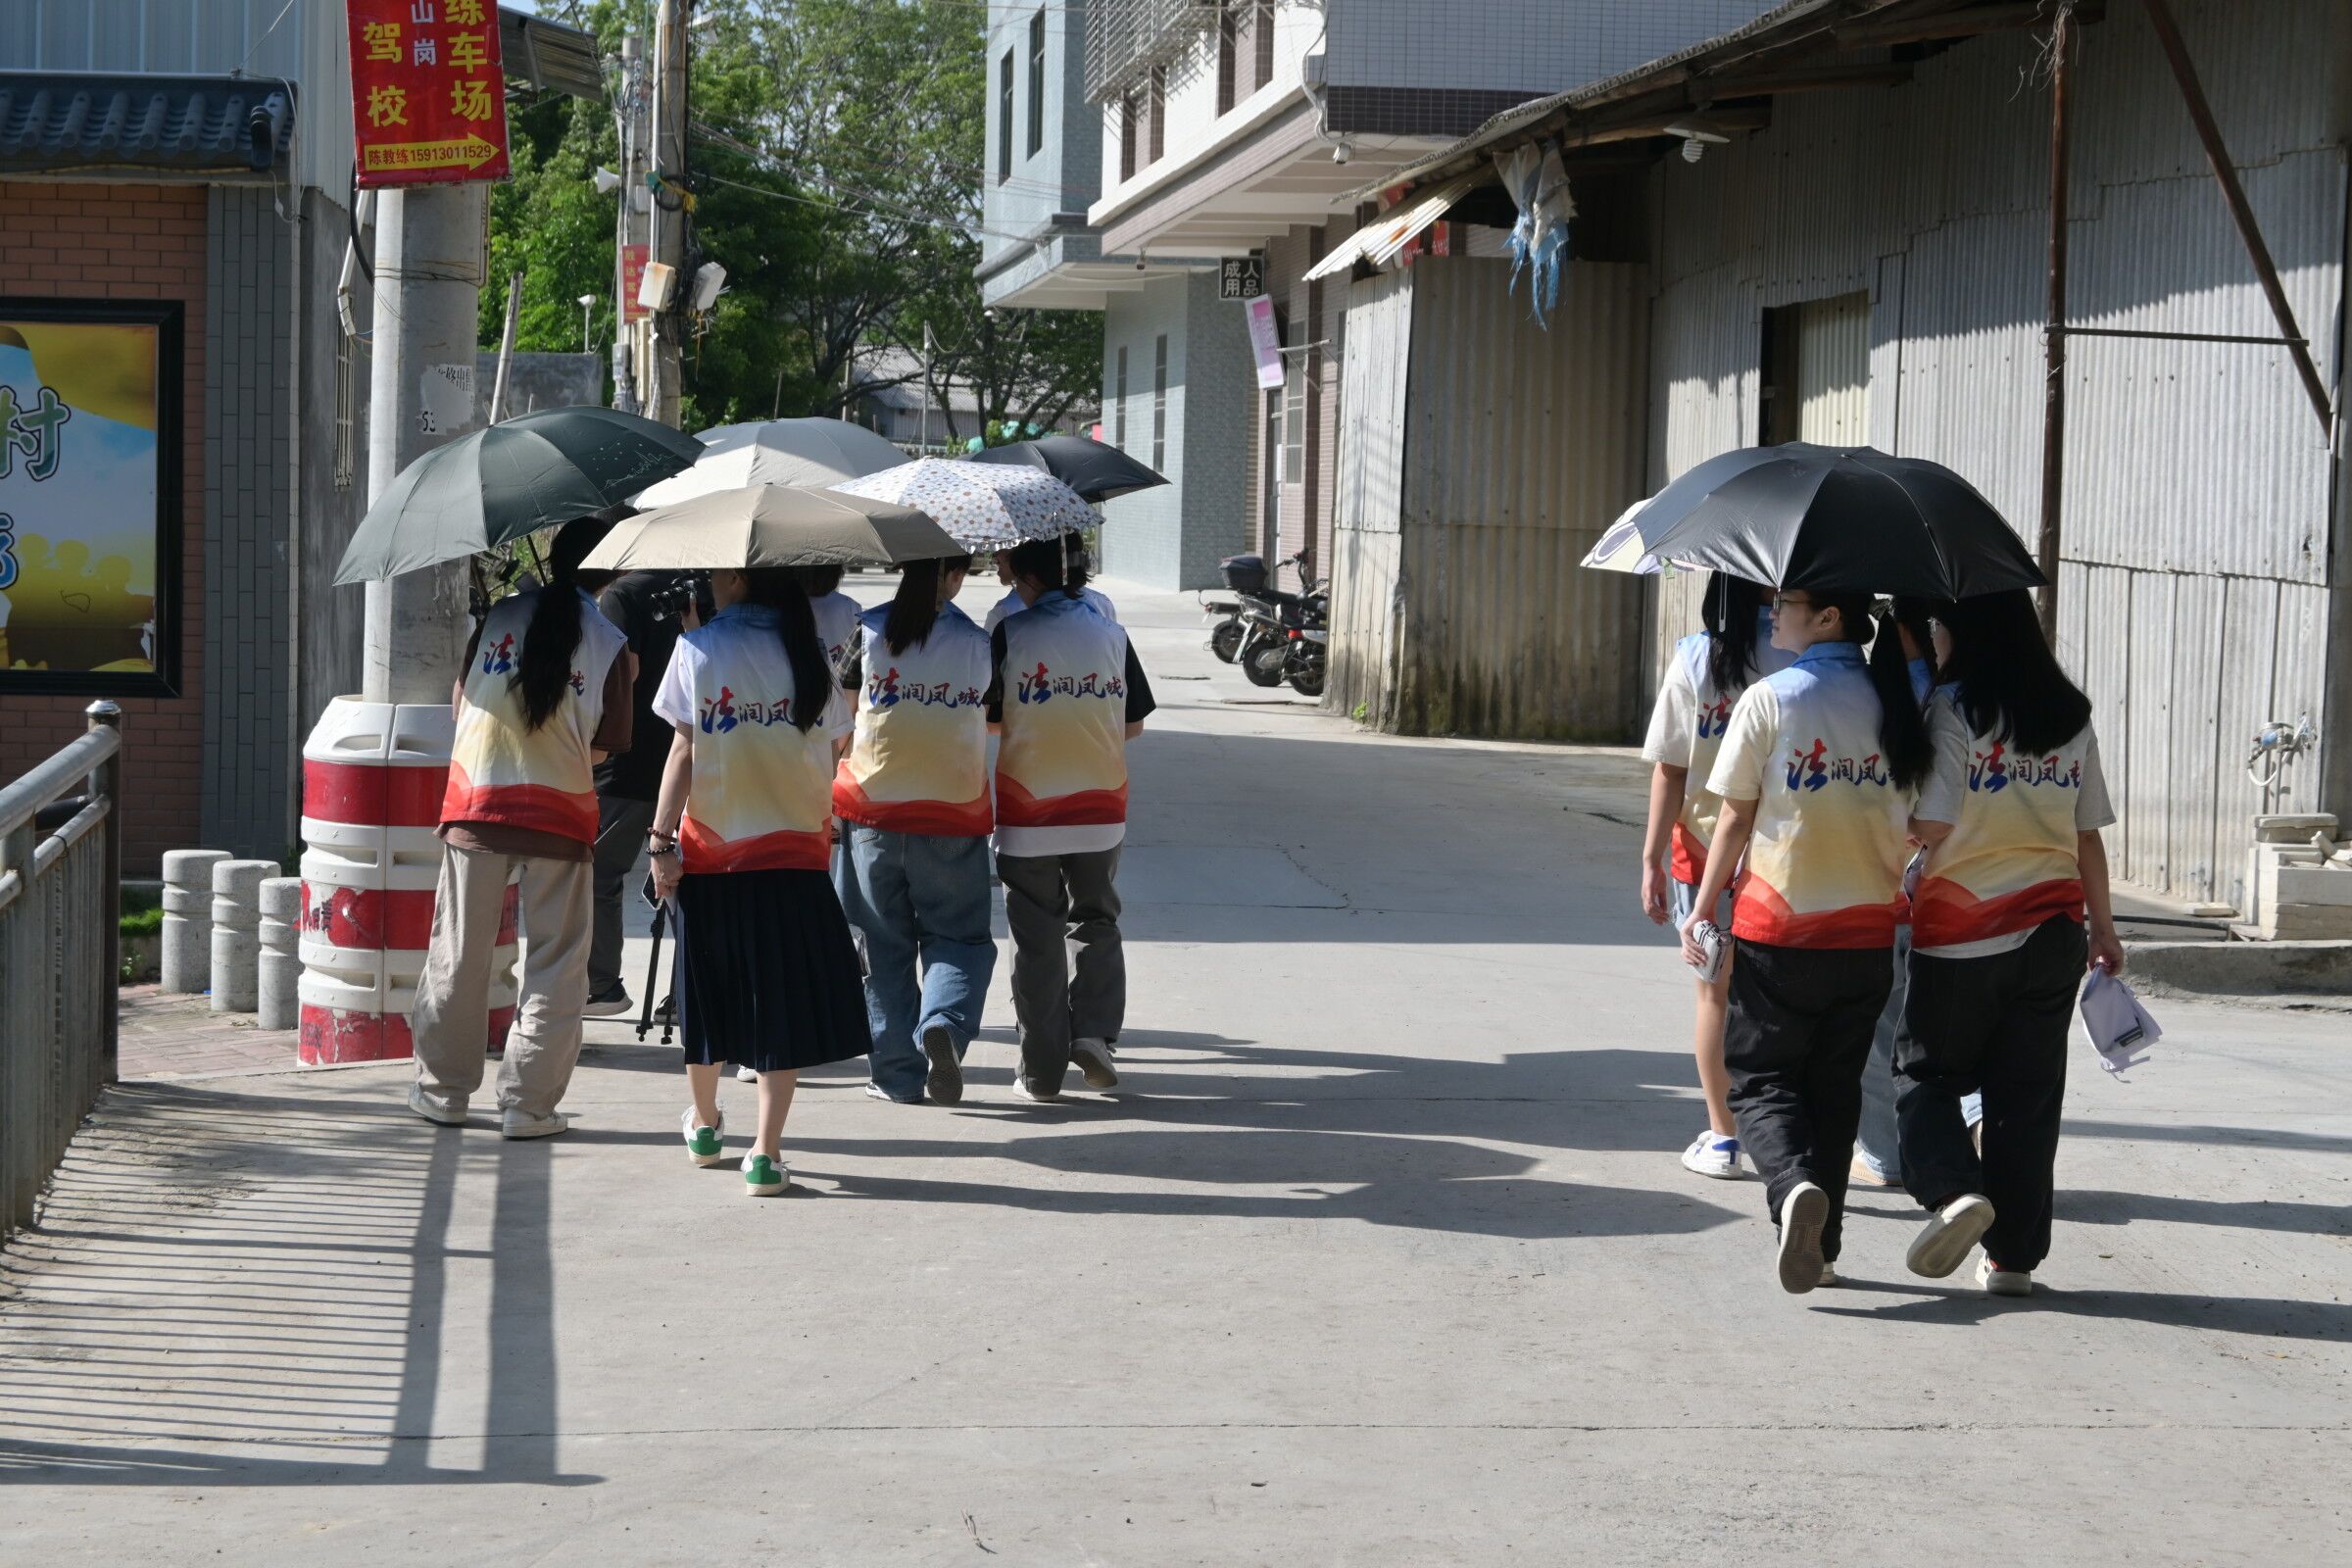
top-left (829, 458), bottom-right (1097, 551)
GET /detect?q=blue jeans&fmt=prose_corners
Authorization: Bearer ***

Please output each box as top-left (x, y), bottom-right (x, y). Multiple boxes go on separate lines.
top-left (1857, 926), bottom-right (1982, 1179)
top-left (834, 826), bottom-right (997, 1100)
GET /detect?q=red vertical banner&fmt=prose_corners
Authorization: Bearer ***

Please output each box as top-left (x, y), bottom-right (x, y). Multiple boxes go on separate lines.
top-left (348, 0), bottom-right (513, 188)
top-left (619, 243), bottom-right (650, 324)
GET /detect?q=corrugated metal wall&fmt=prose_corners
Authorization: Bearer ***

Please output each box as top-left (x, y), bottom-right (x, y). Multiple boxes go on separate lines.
top-left (3, 0), bottom-right (360, 196)
top-left (1796, 291), bottom-right (1870, 442)
top-left (1332, 256), bottom-right (1650, 739)
top-left (1642, 0), bottom-right (2347, 907)
top-left (1329, 269), bottom-right (1412, 723)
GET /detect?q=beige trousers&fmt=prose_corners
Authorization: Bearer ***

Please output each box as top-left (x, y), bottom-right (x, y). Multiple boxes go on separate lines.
top-left (410, 844), bottom-right (592, 1119)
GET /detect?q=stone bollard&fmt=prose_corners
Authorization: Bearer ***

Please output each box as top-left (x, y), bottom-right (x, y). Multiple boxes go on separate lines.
top-left (258, 877), bottom-right (302, 1030)
top-left (210, 858), bottom-right (277, 1013)
top-left (160, 849), bottom-right (231, 994)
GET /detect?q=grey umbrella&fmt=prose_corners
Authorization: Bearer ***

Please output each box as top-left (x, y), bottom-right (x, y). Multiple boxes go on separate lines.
top-left (333, 406), bottom-right (703, 584)
top-left (578, 485), bottom-right (962, 571)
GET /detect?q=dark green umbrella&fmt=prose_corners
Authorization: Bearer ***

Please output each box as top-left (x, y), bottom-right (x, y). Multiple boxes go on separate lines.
top-left (333, 406), bottom-right (703, 584)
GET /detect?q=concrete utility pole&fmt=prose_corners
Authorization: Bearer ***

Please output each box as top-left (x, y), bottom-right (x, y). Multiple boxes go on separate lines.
top-left (612, 32), bottom-right (646, 415)
top-left (647, 0), bottom-right (691, 427)
top-left (363, 185), bottom-right (486, 704)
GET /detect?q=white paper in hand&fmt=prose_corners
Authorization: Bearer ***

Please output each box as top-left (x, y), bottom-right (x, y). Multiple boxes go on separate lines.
top-left (2079, 969), bottom-right (2160, 1074)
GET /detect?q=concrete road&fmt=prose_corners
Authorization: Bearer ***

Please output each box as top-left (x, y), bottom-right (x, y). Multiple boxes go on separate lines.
top-left (1, 580), bottom-right (2345, 1563)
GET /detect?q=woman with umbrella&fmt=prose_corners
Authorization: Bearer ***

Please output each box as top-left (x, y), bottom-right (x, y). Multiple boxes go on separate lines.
top-left (1676, 589), bottom-right (1932, 1293)
top-left (1896, 589), bottom-right (2123, 1297)
top-left (831, 553), bottom-right (999, 1106)
top-left (410, 515), bottom-right (637, 1139)
top-left (1639, 574), bottom-right (1789, 1182)
top-left (989, 532), bottom-right (1156, 1101)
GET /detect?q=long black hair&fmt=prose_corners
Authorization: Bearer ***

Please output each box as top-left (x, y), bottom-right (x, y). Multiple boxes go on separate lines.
top-left (883, 554), bottom-right (973, 656)
top-left (1006, 533), bottom-right (1090, 601)
top-left (793, 564), bottom-right (846, 597)
top-left (1701, 573), bottom-right (1769, 694)
top-left (1811, 591), bottom-right (1933, 790)
top-left (739, 567), bottom-right (831, 732)
top-left (513, 515), bottom-right (612, 732)
top-left (1936, 588), bottom-right (2093, 757)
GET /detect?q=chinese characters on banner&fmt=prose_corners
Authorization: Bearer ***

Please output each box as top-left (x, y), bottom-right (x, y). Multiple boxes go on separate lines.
top-left (348, 0), bottom-right (512, 187)
top-left (0, 302), bottom-right (181, 694)
top-left (620, 244), bottom-right (650, 324)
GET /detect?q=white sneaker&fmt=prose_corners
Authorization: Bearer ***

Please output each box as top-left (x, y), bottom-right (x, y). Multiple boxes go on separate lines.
top-left (681, 1104), bottom-right (726, 1166)
top-left (1818, 1262), bottom-right (1841, 1288)
top-left (1977, 1255), bottom-right (2033, 1298)
top-left (408, 1084), bottom-right (466, 1127)
top-left (1680, 1130), bottom-right (1744, 1180)
top-left (1009, 1076), bottom-right (1059, 1103)
top-left (863, 1081), bottom-right (920, 1104)
top-left (500, 1110), bottom-right (571, 1140)
top-left (1777, 1181), bottom-right (1829, 1295)
top-left (735, 1062), bottom-right (759, 1083)
top-left (1907, 1193), bottom-right (1996, 1279)
top-left (1070, 1037), bottom-right (1118, 1091)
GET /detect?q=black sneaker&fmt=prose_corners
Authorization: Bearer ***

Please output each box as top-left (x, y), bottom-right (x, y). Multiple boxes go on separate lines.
top-left (922, 1023), bottom-right (964, 1106)
top-left (582, 984), bottom-right (633, 1018)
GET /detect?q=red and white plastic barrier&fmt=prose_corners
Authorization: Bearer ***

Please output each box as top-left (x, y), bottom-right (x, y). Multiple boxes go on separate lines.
top-left (297, 698), bottom-right (516, 1065)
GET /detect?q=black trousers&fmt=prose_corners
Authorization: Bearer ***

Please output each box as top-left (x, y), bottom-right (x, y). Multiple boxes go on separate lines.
top-left (1895, 916), bottom-right (2085, 1272)
top-left (589, 794), bottom-right (656, 996)
top-left (1724, 940), bottom-right (1894, 1263)
top-left (996, 847), bottom-right (1125, 1092)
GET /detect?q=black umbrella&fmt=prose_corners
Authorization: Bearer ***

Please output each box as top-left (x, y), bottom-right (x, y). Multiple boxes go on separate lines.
top-left (966, 434), bottom-right (1166, 503)
top-left (1604, 444), bottom-right (2045, 598)
top-left (333, 406), bottom-right (704, 584)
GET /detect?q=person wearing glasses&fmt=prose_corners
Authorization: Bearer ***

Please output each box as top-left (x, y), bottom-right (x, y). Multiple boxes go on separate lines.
top-left (1679, 587), bottom-right (1931, 1293)
top-left (1639, 574), bottom-right (1791, 1181)
top-left (1897, 589), bottom-right (2123, 1298)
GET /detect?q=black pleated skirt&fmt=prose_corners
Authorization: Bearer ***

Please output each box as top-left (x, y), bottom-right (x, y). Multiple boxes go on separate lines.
top-left (670, 867), bottom-right (871, 1073)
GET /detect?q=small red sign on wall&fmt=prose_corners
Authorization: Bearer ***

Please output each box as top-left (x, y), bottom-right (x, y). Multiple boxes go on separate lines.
top-left (620, 244), bottom-right (650, 324)
top-left (348, 0), bottom-right (513, 188)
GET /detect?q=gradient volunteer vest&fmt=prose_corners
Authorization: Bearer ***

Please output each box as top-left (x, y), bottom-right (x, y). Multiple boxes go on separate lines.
top-left (443, 589), bottom-right (626, 844)
top-left (1912, 689), bottom-right (2100, 948)
top-left (994, 593), bottom-right (1130, 829)
top-left (1663, 619), bottom-right (1793, 883)
top-left (660, 605), bottom-right (840, 873)
top-left (833, 604), bottom-right (994, 836)
top-left (1709, 641), bottom-right (1911, 949)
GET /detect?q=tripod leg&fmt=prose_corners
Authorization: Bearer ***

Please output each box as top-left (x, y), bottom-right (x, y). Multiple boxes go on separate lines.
top-left (637, 903), bottom-right (665, 1042)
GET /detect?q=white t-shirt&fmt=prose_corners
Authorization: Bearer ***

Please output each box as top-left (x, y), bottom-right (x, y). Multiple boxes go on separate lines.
top-left (811, 590), bottom-right (862, 679)
top-left (985, 585), bottom-right (1117, 632)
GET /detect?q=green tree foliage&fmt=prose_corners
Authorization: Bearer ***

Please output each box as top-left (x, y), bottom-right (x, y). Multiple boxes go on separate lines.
top-left (478, 0), bottom-right (1099, 437)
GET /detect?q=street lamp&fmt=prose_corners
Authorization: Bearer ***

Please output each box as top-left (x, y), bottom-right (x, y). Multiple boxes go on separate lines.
top-left (576, 294), bottom-right (598, 353)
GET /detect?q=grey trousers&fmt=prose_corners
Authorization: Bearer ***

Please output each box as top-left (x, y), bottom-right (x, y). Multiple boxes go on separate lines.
top-left (589, 794), bottom-right (656, 996)
top-left (412, 845), bottom-right (593, 1120)
top-left (996, 846), bottom-right (1125, 1092)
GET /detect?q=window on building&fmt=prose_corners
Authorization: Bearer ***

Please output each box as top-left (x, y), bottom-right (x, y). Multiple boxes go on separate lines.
top-left (1119, 89), bottom-right (1140, 182)
top-left (1152, 335), bottom-right (1169, 470)
top-left (998, 49), bottom-right (1013, 182)
top-left (1027, 10), bottom-right (1047, 160)
top-left (1114, 345), bottom-right (1129, 448)
top-left (1250, 1), bottom-right (1275, 94)
top-left (1216, 6), bottom-right (1238, 116)
top-left (1148, 66), bottom-right (1167, 165)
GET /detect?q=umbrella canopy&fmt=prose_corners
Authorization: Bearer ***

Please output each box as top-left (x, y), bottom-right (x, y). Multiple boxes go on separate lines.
top-left (829, 458), bottom-right (1097, 552)
top-left (334, 406), bottom-right (702, 584)
top-left (1583, 500), bottom-right (1687, 576)
top-left (630, 416), bottom-right (911, 507)
top-left (578, 485), bottom-right (960, 572)
top-left (1598, 443), bottom-right (2044, 598)
top-left (966, 434), bottom-right (1167, 502)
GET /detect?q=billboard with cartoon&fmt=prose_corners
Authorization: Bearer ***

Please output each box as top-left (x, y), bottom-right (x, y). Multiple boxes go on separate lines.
top-left (0, 300), bottom-right (182, 695)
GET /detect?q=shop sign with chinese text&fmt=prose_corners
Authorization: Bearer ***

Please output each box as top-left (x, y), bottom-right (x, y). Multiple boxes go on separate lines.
top-left (348, 0), bottom-right (512, 188)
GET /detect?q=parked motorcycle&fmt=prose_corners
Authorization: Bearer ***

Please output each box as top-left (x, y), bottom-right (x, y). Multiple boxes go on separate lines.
top-left (1228, 552), bottom-right (1327, 698)
top-left (1200, 588), bottom-right (1244, 662)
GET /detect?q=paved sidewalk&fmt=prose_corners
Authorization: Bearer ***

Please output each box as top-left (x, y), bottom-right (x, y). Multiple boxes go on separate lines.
top-left (3, 579), bottom-right (2346, 1562)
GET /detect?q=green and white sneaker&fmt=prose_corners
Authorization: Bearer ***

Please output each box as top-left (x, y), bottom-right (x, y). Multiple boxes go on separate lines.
top-left (742, 1152), bottom-right (789, 1197)
top-left (681, 1104), bottom-right (726, 1167)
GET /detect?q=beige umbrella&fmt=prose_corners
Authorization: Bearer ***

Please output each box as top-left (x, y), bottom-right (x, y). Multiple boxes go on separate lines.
top-left (578, 484), bottom-right (960, 571)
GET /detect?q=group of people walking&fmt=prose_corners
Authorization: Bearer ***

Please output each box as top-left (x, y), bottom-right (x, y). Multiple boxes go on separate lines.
top-left (407, 516), bottom-right (1152, 1198)
top-left (1641, 576), bottom-right (2122, 1298)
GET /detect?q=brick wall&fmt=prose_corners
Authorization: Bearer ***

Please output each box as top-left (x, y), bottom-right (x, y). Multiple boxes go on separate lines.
top-left (0, 181), bottom-right (207, 876)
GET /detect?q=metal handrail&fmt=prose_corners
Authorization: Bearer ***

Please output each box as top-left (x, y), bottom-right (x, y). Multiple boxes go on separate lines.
top-left (1, 702), bottom-right (123, 1241)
